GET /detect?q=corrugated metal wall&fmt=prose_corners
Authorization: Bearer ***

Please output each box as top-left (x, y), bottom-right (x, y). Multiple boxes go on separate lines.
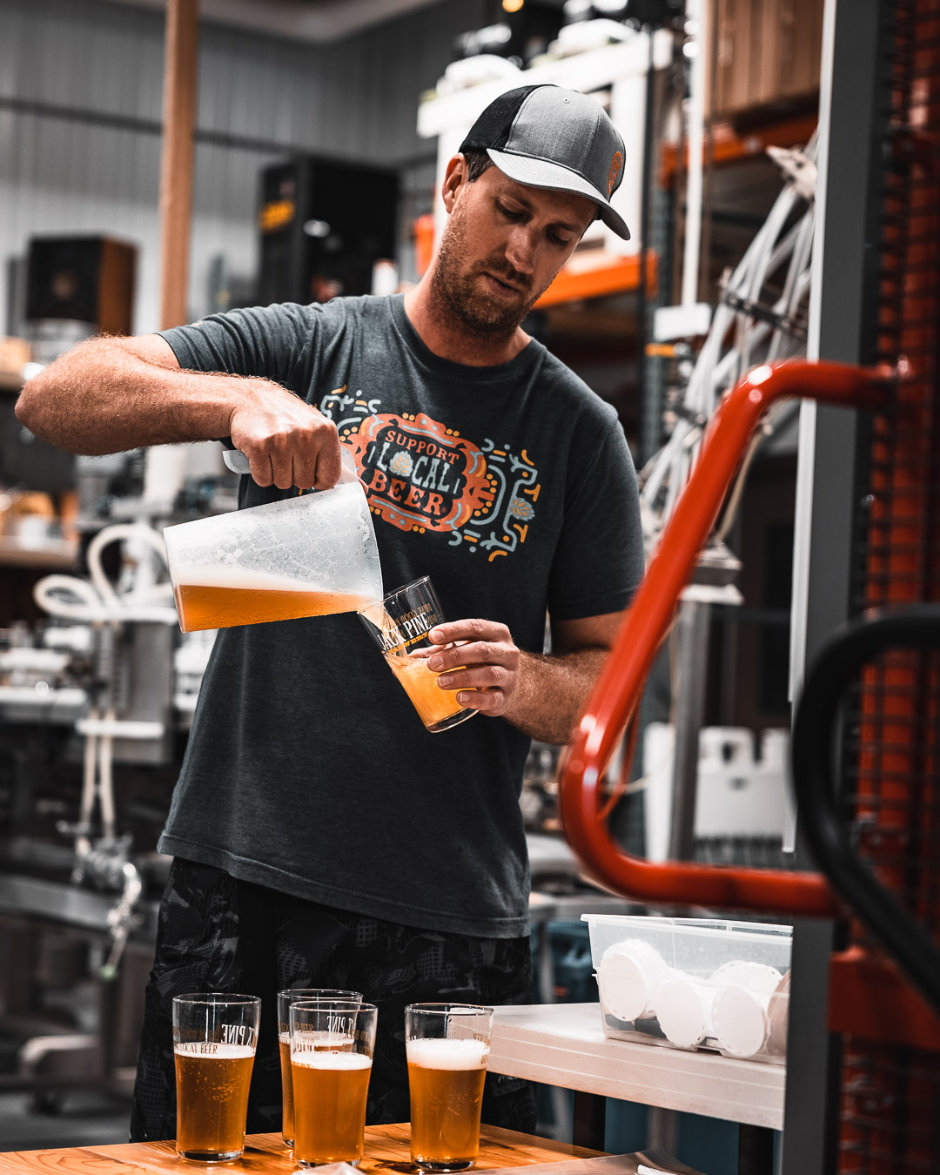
top-left (0, 0), bottom-right (481, 335)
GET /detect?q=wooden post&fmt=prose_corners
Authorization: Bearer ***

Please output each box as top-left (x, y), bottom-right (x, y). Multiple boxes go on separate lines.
top-left (158, 0), bottom-right (199, 331)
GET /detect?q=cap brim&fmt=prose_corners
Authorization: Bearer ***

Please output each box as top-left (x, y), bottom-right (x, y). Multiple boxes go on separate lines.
top-left (487, 147), bottom-right (631, 241)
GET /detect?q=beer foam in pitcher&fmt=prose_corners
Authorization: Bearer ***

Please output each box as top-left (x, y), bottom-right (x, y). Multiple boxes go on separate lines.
top-left (293, 1050), bottom-right (371, 1071)
top-left (180, 566), bottom-right (332, 592)
top-left (406, 1038), bottom-right (489, 1069)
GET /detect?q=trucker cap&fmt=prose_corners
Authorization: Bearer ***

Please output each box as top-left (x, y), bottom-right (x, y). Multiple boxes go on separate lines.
top-left (459, 83), bottom-right (630, 240)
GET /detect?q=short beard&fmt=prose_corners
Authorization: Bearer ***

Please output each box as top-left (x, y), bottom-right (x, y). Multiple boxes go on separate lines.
top-left (429, 219), bottom-right (540, 346)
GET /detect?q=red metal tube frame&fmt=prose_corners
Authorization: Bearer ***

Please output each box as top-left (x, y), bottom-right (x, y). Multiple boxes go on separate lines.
top-left (559, 359), bottom-right (890, 917)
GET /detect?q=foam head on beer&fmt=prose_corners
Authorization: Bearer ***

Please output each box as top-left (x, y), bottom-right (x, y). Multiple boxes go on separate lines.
top-left (406, 1037), bottom-right (489, 1068)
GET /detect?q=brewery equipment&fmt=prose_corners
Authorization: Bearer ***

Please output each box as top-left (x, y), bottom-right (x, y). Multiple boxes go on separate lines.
top-left (0, 519), bottom-right (182, 1104)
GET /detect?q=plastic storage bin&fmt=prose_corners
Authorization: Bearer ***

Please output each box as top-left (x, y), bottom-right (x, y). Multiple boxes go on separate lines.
top-left (583, 914), bottom-right (792, 1063)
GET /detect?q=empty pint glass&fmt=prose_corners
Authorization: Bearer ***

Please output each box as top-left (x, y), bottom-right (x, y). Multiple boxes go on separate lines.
top-left (405, 1002), bottom-right (493, 1172)
top-left (358, 577), bottom-right (476, 733)
top-left (277, 989), bottom-right (362, 1148)
top-left (172, 993), bottom-right (261, 1162)
top-left (290, 999), bottom-right (377, 1167)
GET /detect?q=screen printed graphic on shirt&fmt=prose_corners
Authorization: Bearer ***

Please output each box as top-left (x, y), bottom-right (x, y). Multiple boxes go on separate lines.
top-left (322, 388), bottom-right (540, 561)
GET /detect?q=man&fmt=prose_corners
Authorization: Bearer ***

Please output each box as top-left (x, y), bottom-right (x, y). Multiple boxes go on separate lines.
top-left (16, 84), bottom-right (644, 1137)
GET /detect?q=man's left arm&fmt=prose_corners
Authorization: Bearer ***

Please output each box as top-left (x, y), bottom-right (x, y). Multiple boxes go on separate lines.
top-left (427, 610), bottom-right (625, 745)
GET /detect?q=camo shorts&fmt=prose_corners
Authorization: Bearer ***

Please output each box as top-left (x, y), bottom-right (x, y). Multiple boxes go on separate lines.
top-left (130, 858), bottom-right (537, 1142)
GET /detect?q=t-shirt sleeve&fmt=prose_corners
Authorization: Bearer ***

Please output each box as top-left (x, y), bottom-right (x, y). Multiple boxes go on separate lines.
top-left (157, 302), bottom-right (318, 388)
top-left (547, 411), bottom-right (644, 621)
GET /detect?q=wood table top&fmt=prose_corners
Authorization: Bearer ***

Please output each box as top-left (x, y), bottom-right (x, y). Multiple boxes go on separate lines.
top-left (0, 1123), bottom-right (602, 1175)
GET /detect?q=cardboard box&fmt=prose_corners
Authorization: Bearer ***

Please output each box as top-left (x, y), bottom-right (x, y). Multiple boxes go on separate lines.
top-left (709, 0), bottom-right (824, 118)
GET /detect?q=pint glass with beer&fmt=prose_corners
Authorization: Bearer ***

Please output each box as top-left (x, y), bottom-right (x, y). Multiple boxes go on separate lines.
top-left (405, 1002), bottom-right (493, 1172)
top-left (172, 993), bottom-right (261, 1162)
top-left (277, 988), bottom-right (362, 1148)
top-left (358, 577), bottom-right (477, 733)
top-left (289, 999), bottom-right (378, 1167)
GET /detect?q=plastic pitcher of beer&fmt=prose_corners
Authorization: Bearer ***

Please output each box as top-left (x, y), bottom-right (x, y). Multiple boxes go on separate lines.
top-left (163, 448), bottom-right (383, 633)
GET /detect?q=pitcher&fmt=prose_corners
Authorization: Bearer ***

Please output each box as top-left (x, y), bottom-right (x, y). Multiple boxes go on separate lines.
top-left (163, 448), bottom-right (382, 633)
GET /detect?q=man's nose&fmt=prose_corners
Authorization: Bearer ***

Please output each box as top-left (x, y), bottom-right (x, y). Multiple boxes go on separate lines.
top-left (505, 225), bottom-right (537, 275)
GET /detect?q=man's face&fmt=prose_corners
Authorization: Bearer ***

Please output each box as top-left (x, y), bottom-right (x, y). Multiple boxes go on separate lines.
top-left (431, 160), bottom-right (595, 340)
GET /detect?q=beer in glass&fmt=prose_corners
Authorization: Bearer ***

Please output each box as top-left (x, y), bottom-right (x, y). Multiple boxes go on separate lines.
top-left (358, 577), bottom-right (477, 733)
top-left (405, 1002), bottom-right (493, 1171)
top-left (277, 988), bottom-right (361, 1147)
top-left (172, 993), bottom-right (261, 1162)
top-left (290, 999), bottom-right (377, 1167)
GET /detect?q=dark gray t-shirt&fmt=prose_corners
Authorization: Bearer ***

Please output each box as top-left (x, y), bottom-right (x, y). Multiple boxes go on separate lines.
top-left (157, 294), bottom-right (643, 937)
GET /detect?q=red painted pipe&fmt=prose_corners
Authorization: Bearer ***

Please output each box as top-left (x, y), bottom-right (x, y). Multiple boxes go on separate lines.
top-left (559, 359), bottom-right (891, 916)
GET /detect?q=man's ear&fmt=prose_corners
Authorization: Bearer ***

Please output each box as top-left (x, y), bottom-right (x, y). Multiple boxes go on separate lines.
top-left (441, 154), bottom-right (469, 214)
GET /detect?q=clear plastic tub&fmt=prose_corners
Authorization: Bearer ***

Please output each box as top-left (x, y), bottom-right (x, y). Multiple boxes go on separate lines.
top-left (583, 914), bottom-right (792, 1063)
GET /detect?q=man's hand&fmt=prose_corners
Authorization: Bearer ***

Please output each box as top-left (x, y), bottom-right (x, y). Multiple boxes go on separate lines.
top-left (426, 619), bottom-right (521, 718)
top-left (426, 610), bottom-right (625, 744)
top-left (228, 385), bottom-right (342, 491)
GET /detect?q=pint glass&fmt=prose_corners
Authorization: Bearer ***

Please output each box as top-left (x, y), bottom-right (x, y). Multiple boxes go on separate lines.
top-left (290, 999), bottom-right (378, 1167)
top-left (358, 577), bottom-right (477, 733)
top-left (405, 1002), bottom-right (493, 1172)
top-left (277, 988), bottom-right (362, 1147)
top-left (172, 993), bottom-right (261, 1162)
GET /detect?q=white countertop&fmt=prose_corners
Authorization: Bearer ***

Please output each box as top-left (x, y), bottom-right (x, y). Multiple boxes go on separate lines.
top-left (489, 1003), bottom-right (785, 1131)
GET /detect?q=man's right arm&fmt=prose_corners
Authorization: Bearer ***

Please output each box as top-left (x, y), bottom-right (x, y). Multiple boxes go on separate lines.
top-left (14, 333), bottom-right (343, 491)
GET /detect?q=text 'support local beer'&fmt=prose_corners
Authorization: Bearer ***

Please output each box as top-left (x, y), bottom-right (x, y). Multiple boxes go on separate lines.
top-left (407, 1038), bottom-right (488, 1171)
top-left (174, 1043), bottom-right (255, 1161)
top-left (291, 1051), bottom-right (372, 1166)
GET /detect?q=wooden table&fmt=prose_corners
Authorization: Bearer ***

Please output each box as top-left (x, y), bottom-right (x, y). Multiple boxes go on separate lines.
top-left (0, 1123), bottom-right (601, 1175)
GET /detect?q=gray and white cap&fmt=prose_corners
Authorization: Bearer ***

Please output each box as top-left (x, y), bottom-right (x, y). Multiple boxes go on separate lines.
top-left (459, 83), bottom-right (630, 240)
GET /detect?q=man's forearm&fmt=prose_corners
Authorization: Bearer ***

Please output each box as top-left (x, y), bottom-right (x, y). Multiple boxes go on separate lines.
top-left (15, 336), bottom-right (246, 455)
top-left (504, 647), bottom-right (609, 745)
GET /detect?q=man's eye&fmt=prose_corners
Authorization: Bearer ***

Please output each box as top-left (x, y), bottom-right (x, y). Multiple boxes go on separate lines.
top-left (498, 202), bottom-right (523, 220)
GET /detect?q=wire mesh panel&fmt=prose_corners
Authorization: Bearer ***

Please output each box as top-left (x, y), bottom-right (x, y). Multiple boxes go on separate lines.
top-left (838, 0), bottom-right (940, 1168)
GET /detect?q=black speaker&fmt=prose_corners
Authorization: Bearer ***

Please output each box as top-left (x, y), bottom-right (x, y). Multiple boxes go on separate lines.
top-left (257, 157), bottom-right (399, 306)
top-left (25, 235), bottom-right (137, 334)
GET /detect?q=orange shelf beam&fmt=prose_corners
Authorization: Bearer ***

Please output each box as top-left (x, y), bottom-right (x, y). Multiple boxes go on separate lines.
top-left (536, 252), bottom-right (657, 308)
top-left (660, 112), bottom-right (818, 185)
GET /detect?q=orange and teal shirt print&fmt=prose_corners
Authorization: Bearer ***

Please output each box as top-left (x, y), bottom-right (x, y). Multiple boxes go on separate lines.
top-left (323, 399), bottom-right (537, 561)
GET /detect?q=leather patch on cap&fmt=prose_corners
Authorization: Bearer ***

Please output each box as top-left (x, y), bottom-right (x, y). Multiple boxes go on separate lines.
top-left (607, 151), bottom-right (624, 196)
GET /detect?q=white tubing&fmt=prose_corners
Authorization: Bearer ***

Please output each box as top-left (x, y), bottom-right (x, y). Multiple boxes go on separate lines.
top-left (33, 574), bottom-right (103, 620)
top-left (97, 716), bottom-right (115, 840)
top-left (33, 523), bottom-right (175, 625)
top-left (86, 522), bottom-right (170, 606)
